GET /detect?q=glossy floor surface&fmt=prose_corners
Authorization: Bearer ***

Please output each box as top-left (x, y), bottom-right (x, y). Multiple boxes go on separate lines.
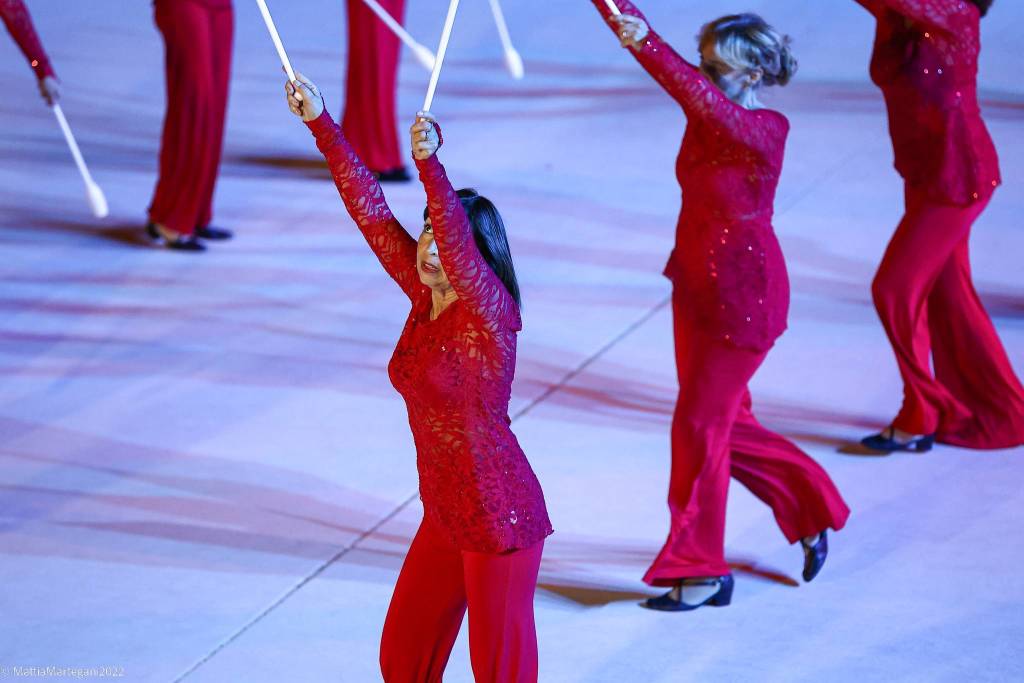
top-left (1, 1), bottom-right (1022, 681)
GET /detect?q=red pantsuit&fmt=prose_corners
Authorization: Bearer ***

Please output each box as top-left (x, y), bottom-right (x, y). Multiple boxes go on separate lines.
top-left (342, 0), bottom-right (405, 173)
top-left (857, 0), bottom-right (1024, 448)
top-left (1, 0), bottom-right (55, 79)
top-left (873, 189), bottom-right (1024, 446)
top-left (592, 0), bottom-right (850, 586)
top-left (307, 110), bottom-right (551, 680)
top-left (149, 0), bottom-right (233, 236)
top-left (381, 521), bottom-right (543, 683)
top-left (645, 292), bottom-right (852, 583)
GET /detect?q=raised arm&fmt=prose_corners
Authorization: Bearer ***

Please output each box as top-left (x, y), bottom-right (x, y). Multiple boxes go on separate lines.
top-left (857, 0), bottom-right (972, 33)
top-left (414, 145), bottom-right (520, 331)
top-left (305, 110), bottom-right (421, 301)
top-left (590, 0), bottom-right (750, 137)
top-left (1, 0), bottom-right (55, 79)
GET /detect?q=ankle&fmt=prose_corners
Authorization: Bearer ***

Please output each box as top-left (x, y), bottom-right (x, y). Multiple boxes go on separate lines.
top-left (153, 223), bottom-right (182, 241)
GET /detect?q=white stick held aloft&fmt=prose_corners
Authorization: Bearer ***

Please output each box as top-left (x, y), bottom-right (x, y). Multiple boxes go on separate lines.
top-left (603, 0), bottom-right (621, 16)
top-left (52, 104), bottom-right (108, 219)
top-left (359, 0), bottom-right (436, 71)
top-left (255, 0), bottom-right (296, 82)
top-left (423, 0), bottom-right (460, 112)
top-left (487, 0), bottom-right (523, 80)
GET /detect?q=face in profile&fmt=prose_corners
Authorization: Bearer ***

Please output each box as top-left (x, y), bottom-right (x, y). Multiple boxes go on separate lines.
top-left (417, 217), bottom-right (450, 289)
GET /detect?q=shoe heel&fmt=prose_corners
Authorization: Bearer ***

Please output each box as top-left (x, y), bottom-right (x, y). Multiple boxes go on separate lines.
top-left (915, 435), bottom-right (935, 452)
top-left (709, 575), bottom-right (733, 607)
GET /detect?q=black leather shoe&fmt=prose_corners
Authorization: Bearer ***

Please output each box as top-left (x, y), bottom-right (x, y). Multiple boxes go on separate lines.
top-left (374, 166), bottom-right (411, 183)
top-left (642, 574), bottom-right (734, 612)
top-left (801, 530), bottom-right (828, 582)
top-left (195, 225), bottom-right (233, 240)
top-left (861, 427), bottom-right (935, 453)
top-left (146, 223), bottom-right (206, 252)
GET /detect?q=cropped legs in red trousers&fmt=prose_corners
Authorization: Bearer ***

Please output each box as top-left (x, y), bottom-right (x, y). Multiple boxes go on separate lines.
top-left (872, 186), bottom-right (1024, 449)
top-left (644, 289), bottom-right (850, 585)
top-left (149, 0), bottom-right (233, 236)
top-left (343, 0), bottom-right (405, 174)
top-left (380, 520), bottom-right (543, 683)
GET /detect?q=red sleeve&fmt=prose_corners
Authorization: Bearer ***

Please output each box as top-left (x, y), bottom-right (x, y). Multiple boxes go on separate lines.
top-left (1, 0), bottom-right (55, 79)
top-left (306, 110), bottom-right (421, 301)
top-left (853, 0), bottom-right (887, 15)
top-left (865, 0), bottom-right (973, 33)
top-left (414, 152), bottom-right (521, 331)
top-left (590, 0), bottom-right (754, 140)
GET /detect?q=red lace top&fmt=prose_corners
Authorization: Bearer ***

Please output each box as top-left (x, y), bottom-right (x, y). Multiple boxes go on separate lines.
top-left (307, 111), bottom-right (552, 554)
top-left (1, 0), bottom-right (54, 79)
top-left (593, 0), bottom-right (790, 351)
top-left (856, 0), bottom-right (1000, 205)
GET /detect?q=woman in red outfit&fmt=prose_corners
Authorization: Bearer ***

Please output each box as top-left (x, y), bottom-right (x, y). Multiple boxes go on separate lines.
top-left (286, 73), bottom-right (551, 682)
top-left (343, 0), bottom-right (409, 182)
top-left (591, 1), bottom-right (850, 611)
top-left (1, 0), bottom-right (59, 105)
top-left (853, 0), bottom-right (1024, 453)
top-left (146, 0), bottom-right (235, 252)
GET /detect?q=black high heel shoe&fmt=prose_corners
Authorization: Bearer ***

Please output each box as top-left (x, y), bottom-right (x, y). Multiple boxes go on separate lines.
top-left (801, 530), bottom-right (828, 582)
top-left (146, 223), bottom-right (205, 252)
top-left (643, 574), bottom-right (734, 612)
top-left (861, 426), bottom-right (935, 453)
top-left (195, 224), bottom-right (233, 240)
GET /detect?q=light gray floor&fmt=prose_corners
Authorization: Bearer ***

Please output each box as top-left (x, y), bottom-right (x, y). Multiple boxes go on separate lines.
top-left (1, 1), bottom-right (1022, 681)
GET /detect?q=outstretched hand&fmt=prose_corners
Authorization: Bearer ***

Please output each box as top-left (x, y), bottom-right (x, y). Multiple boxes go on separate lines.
top-left (284, 71), bottom-right (324, 122)
top-left (610, 15), bottom-right (648, 49)
top-left (38, 75), bottom-right (60, 106)
top-left (411, 111), bottom-right (440, 160)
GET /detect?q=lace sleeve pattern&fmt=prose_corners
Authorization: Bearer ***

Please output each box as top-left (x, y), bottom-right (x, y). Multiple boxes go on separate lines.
top-left (307, 111), bottom-right (421, 300)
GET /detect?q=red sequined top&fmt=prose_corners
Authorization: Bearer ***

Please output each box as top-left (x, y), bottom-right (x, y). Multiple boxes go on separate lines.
top-left (593, 0), bottom-right (790, 351)
top-left (856, 0), bottom-right (1000, 205)
top-left (307, 111), bottom-right (552, 554)
top-left (1, 0), bottom-right (55, 79)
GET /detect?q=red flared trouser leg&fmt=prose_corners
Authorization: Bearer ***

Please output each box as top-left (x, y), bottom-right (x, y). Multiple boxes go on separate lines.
top-left (927, 230), bottom-right (1024, 448)
top-left (381, 521), bottom-right (543, 683)
top-left (195, 5), bottom-right (233, 229)
top-left (149, 1), bottom-right (230, 236)
top-left (871, 187), bottom-right (980, 434)
top-left (342, 0), bottom-right (405, 173)
top-left (729, 392), bottom-right (851, 544)
top-left (643, 291), bottom-right (766, 586)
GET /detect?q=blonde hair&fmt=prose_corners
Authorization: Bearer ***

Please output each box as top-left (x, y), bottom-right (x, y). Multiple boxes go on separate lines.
top-left (699, 14), bottom-right (797, 87)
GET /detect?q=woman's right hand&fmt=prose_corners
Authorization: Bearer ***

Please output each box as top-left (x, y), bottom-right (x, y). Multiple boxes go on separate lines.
top-left (285, 72), bottom-right (324, 122)
top-left (611, 15), bottom-right (649, 49)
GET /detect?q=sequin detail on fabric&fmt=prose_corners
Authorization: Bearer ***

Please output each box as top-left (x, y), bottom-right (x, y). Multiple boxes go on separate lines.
top-left (1, 0), bottom-right (55, 78)
top-left (593, 0), bottom-right (789, 351)
top-left (856, 0), bottom-right (1000, 205)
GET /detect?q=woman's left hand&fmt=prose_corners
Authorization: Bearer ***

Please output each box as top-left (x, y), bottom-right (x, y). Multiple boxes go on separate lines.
top-left (38, 75), bottom-right (60, 106)
top-left (411, 110), bottom-right (440, 160)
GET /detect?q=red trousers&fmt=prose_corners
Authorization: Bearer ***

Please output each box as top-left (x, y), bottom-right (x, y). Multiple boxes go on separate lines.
top-left (381, 520), bottom-right (543, 683)
top-left (872, 186), bottom-right (1024, 448)
top-left (149, 0), bottom-right (233, 236)
top-left (342, 0), bottom-right (405, 173)
top-left (644, 289), bottom-right (850, 585)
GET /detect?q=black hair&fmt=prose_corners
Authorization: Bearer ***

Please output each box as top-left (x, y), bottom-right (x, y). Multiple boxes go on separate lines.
top-left (969, 0), bottom-right (993, 16)
top-left (423, 189), bottom-right (522, 308)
